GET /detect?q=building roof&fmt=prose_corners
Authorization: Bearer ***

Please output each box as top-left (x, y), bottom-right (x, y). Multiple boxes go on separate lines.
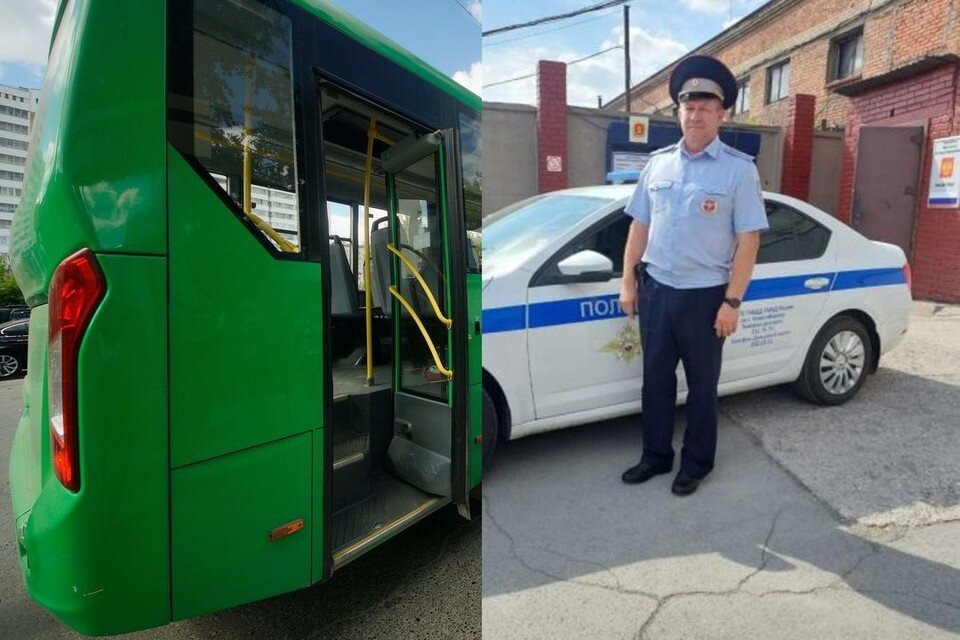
top-left (605, 0), bottom-right (799, 109)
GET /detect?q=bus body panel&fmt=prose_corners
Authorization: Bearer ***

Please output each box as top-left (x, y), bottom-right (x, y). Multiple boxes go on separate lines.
top-left (167, 148), bottom-right (325, 469)
top-left (9, 308), bottom-right (49, 521)
top-left (10, 255), bottom-right (170, 636)
top-left (11, 0), bottom-right (167, 303)
top-left (467, 273), bottom-right (482, 487)
top-left (171, 431), bottom-right (314, 620)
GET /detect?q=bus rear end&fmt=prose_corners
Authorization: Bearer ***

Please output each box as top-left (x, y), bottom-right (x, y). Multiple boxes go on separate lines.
top-left (10, 0), bottom-right (480, 635)
top-left (8, 0), bottom-right (171, 634)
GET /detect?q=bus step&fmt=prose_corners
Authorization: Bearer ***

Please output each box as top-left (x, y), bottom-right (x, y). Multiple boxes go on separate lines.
top-left (333, 434), bottom-right (368, 468)
top-left (332, 433), bottom-right (372, 512)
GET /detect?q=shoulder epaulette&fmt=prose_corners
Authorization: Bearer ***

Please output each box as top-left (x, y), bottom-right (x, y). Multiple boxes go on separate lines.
top-left (651, 143), bottom-right (677, 156)
top-left (722, 144), bottom-right (755, 162)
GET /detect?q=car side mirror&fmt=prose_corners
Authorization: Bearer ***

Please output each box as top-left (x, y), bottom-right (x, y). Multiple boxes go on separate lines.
top-left (556, 250), bottom-right (614, 283)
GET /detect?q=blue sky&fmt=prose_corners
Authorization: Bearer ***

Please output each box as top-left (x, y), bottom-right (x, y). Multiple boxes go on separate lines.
top-left (0, 0), bottom-right (481, 95)
top-left (483, 0), bottom-right (767, 107)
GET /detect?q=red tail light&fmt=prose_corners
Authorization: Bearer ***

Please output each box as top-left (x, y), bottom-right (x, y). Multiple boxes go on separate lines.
top-left (48, 249), bottom-right (105, 492)
top-left (902, 262), bottom-right (912, 292)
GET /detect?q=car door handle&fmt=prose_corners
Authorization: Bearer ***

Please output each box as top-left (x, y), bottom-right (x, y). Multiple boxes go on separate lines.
top-left (804, 277), bottom-right (831, 290)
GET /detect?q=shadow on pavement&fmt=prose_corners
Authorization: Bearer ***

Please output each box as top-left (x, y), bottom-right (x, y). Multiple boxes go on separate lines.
top-left (482, 376), bottom-right (960, 635)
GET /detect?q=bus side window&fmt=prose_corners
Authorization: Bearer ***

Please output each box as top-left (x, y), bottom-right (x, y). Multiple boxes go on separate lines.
top-left (168, 0), bottom-right (302, 254)
top-left (458, 109), bottom-right (481, 272)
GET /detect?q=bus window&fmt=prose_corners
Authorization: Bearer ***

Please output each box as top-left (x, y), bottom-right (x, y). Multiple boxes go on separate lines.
top-left (459, 109), bottom-right (481, 271)
top-left (327, 201), bottom-right (354, 270)
top-left (393, 154), bottom-right (448, 401)
top-left (168, 0), bottom-right (301, 253)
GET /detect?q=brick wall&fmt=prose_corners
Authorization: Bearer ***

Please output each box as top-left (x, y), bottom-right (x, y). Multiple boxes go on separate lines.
top-left (537, 61), bottom-right (568, 193)
top-left (781, 94), bottom-right (816, 199)
top-left (838, 63), bottom-right (960, 302)
top-left (621, 0), bottom-right (960, 131)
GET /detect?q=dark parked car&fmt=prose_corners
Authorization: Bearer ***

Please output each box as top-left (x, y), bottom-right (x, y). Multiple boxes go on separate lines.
top-left (0, 306), bottom-right (29, 323)
top-left (0, 319), bottom-right (29, 379)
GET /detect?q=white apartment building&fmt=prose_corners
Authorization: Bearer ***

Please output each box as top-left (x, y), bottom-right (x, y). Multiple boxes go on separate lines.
top-left (0, 83), bottom-right (41, 258)
top-left (211, 174), bottom-right (301, 247)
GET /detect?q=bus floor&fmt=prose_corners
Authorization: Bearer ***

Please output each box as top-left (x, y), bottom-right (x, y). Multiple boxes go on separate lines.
top-left (330, 472), bottom-right (433, 553)
top-left (329, 362), bottom-right (440, 557)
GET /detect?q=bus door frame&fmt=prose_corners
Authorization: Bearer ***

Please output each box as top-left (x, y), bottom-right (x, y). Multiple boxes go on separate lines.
top-left (384, 129), bottom-right (470, 519)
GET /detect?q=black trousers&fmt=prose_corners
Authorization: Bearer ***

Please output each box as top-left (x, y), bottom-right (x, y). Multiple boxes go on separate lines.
top-left (637, 270), bottom-right (727, 479)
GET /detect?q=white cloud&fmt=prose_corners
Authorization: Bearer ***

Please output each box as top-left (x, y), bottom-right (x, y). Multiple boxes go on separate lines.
top-left (680, 0), bottom-right (731, 14)
top-left (468, 0), bottom-right (482, 23)
top-left (0, 0), bottom-right (57, 66)
top-left (483, 25), bottom-right (688, 108)
top-left (482, 44), bottom-right (556, 105)
top-left (453, 61), bottom-right (482, 96)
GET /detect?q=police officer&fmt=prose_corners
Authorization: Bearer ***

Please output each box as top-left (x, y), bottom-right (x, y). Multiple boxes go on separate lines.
top-left (619, 55), bottom-right (769, 496)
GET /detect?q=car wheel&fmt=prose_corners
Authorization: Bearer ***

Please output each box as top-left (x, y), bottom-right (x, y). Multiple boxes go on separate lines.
top-left (793, 316), bottom-right (872, 406)
top-left (482, 387), bottom-right (498, 474)
top-left (0, 354), bottom-right (22, 379)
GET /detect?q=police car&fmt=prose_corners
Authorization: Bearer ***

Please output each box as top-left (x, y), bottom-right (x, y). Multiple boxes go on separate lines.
top-left (481, 185), bottom-right (912, 465)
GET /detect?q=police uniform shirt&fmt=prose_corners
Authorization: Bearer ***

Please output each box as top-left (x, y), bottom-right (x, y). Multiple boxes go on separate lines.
top-left (625, 136), bottom-right (769, 289)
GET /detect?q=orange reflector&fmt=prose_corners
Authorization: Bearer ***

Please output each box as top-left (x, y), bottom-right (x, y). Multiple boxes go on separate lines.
top-left (269, 518), bottom-right (305, 542)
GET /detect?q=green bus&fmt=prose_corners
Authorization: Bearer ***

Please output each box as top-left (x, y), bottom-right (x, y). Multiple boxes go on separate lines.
top-left (8, 0), bottom-right (482, 634)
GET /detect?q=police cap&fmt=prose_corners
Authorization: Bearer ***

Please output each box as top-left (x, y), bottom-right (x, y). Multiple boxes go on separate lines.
top-left (669, 55), bottom-right (738, 110)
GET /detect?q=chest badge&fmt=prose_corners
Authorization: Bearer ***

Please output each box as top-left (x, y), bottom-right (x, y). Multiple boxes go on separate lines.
top-left (701, 197), bottom-right (718, 214)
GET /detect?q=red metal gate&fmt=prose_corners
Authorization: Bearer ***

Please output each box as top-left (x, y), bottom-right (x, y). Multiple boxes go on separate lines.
top-left (851, 126), bottom-right (923, 259)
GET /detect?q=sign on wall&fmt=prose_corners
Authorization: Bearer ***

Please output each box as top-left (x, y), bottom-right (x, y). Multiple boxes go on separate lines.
top-left (611, 152), bottom-right (650, 173)
top-left (928, 135), bottom-right (960, 208)
top-left (628, 116), bottom-right (649, 144)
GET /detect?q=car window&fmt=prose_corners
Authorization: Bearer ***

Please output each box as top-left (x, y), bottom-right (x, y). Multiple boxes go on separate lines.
top-left (531, 209), bottom-right (630, 286)
top-left (484, 194), bottom-right (613, 274)
top-left (568, 209), bottom-right (631, 275)
top-left (757, 201), bottom-right (830, 264)
top-left (1, 322), bottom-right (28, 336)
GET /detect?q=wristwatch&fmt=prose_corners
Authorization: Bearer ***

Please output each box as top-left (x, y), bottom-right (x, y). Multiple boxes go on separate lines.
top-left (723, 297), bottom-right (742, 309)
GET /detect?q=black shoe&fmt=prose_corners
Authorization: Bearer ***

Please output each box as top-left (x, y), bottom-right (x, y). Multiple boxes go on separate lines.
top-left (621, 461), bottom-right (672, 484)
top-left (671, 472), bottom-right (700, 496)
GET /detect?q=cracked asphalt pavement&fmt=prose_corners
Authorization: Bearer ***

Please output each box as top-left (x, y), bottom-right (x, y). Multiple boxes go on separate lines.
top-left (0, 380), bottom-right (480, 640)
top-left (483, 301), bottom-right (960, 640)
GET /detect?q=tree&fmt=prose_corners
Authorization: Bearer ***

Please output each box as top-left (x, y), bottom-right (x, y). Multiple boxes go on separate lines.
top-left (0, 257), bottom-right (26, 307)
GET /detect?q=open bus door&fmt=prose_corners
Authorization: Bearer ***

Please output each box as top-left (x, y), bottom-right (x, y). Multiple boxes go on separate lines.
top-left (381, 131), bottom-right (471, 519)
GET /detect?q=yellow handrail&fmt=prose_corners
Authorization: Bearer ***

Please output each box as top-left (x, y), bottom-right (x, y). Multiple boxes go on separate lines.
top-left (361, 119), bottom-right (398, 385)
top-left (362, 118), bottom-right (378, 385)
top-left (247, 211), bottom-right (300, 252)
top-left (388, 285), bottom-right (453, 380)
top-left (386, 243), bottom-right (452, 329)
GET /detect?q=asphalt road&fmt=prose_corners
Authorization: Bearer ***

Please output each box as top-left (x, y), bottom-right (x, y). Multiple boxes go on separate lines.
top-left (483, 301), bottom-right (960, 640)
top-left (0, 380), bottom-right (480, 640)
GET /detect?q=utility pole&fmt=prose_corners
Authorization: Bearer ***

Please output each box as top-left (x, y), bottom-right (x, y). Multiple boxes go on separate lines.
top-left (624, 4), bottom-right (632, 113)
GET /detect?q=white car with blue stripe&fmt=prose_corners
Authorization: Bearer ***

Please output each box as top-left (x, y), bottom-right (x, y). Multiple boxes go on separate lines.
top-left (481, 184), bottom-right (912, 465)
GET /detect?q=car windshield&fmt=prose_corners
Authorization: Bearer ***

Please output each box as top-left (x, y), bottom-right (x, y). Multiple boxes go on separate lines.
top-left (484, 194), bottom-right (613, 273)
